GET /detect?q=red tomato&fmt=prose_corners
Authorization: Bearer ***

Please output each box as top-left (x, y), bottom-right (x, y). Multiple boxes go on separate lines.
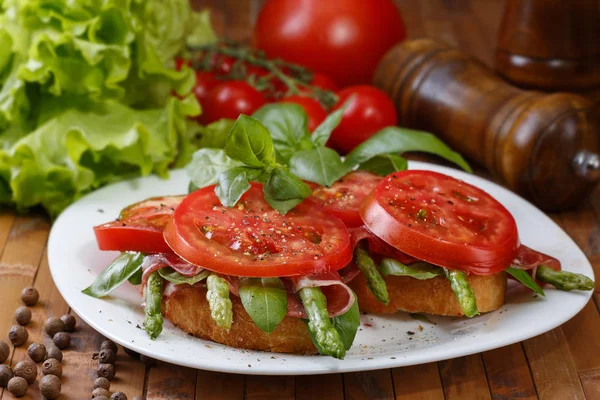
top-left (94, 196), bottom-right (184, 253)
top-left (175, 58), bottom-right (190, 71)
top-left (280, 96), bottom-right (327, 132)
top-left (253, 0), bottom-right (407, 87)
top-left (193, 71), bottom-right (220, 107)
top-left (309, 73), bottom-right (337, 91)
top-left (328, 85), bottom-right (398, 154)
top-left (164, 183), bottom-right (353, 277)
top-left (201, 81), bottom-right (267, 124)
top-left (312, 171), bottom-right (382, 228)
top-left (360, 171), bottom-right (520, 275)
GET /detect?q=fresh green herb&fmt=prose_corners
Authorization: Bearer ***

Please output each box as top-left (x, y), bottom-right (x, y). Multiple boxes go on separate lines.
top-left (158, 268), bottom-right (210, 285)
top-left (289, 147), bottom-right (349, 187)
top-left (379, 259), bottom-right (444, 279)
top-left (82, 253), bottom-right (144, 298)
top-left (358, 154), bottom-right (408, 176)
top-left (299, 287), bottom-right (346, 359)
top-left (354, 245), bottom-right (389, 304)
top-left (144, 271), bottom-right (164, 340)
top-left (263, 167), bottom-right (313, 213)
top-left (331, 293), bottom-right (360, 351)
top-left (310, 100), bottom-right (350, 147)
top-left (214, 167), bottom-right (261, 207)
top-left (507, 267), bottom-right (545, 296)
top-left (238, 278), bottom-right (288, 334)
top-left (444, 269), bottom-right (479, 317)
top-left (194, 119), bottom-right (235, 149)
top-left (186, 148), bottom-right (244, 189)
top-left (536, 265), bottom-right (594, 291)
top-left (206, 274), bottom-right (233, 330)
top-left (128, 267), bottom-right (143, 286)
top-left (226, 115), bottom-right (277, 167)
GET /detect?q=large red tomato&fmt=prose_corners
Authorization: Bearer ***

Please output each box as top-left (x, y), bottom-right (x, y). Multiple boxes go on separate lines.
top-left (253, 0), bottom-right (407, 87)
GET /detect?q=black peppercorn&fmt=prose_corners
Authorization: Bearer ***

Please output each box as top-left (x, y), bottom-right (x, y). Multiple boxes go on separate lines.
top-left (92, 387), bottom-right (111, 398)
top-left (60, 314), bottom-right (76, 332)
top-left (7, 376), bottom-right (28, 397)
top-left (42, 358), bottom-right (62, 378)
top-left (20, 287), bottom-right (39, 306)
top-left (46, 346), bottom-right (63, 362)
top-left (99, 348), bottom-right (117, 364)
top-left (44, 317), bottom-right (65, 337)
top-left (53, 332), bottom-right (70, 349)
top-left (40, 374), bottom-right (61, 399)
top-left (13, 360), bottom-right (36, 384)
top-left (111, 392), bottom-right (128, 400)
top-left (0, 340), bottom-right (9, 363)
top-left (27, 342), bottom-right (46, 363)
top-left (14, 306), bottom-right (31, 326)
top-left (93, 376), bottom-right (110, 390)
top-left (101, 340), bottom-right (118, 354)
top-left (123, 347), bottom-right (139, 359)
top-left (9, 325), bottom-right (28, 347)
top-left (0, 364), bottom-right (13, 388)
top-left (97, 363), bottom-right (116, 380)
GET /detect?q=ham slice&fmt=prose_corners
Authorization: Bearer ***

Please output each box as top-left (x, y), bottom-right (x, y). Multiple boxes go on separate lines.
top-left (141, 254), bottom-right (204, 289)
top-left (286, 271), bottom-right (354, 318)
top-left (511, 245), bottom-right (561, 278)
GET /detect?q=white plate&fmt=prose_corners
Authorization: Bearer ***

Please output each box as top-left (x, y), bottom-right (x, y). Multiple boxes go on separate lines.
top-left (47, 162), bottom-right (594, 375)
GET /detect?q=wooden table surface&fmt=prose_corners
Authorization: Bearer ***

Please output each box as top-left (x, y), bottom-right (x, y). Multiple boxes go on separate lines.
top-left (1, 1), bottom-right (600, 399)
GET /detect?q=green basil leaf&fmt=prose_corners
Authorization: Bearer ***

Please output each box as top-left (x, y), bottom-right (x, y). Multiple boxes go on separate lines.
top-left (507, 267), bottom-right (545, 296)
top-left (158, 267), bottom-right (211, 285)
top-left (195, 118), bottom-right (235, 149)
top-left (263, 167), bottom-right (312, 213)
top-left (238, 278), bottom-right (288, 334)
top-left (252, 103), bottom-right (311, 162)
top-left (344, 127), bottom-right (471, 172)
top-left (289, 147), bottom-right (350, 187)
top-left (226, 114), bottom-right (276, 167)
top-left (186, 148), bottom-right (243, 189)
top-left (128, 267), bottom-right (143, 286)
top-left (310, 104), bottom-right (346, 147)
top-left (331, 293), bottom-right (360, 351)
top-left (379, 259), bottom-right (444, 279)
top-left (358, 154), bottom-right (408, 176)
top-left (215, 167), bottom-right (261, 207)
top-left (82, 253), bottom-right (144, 298)
top-left (188, 181), bottom-right (199, 193)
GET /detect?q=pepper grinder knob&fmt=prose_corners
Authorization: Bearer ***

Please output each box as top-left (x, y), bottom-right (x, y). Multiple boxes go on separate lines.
top-left (573, 151), bottom-right (600, 181)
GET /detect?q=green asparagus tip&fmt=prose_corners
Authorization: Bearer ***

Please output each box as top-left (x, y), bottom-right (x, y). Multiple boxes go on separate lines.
top-left (536, 265), bottom-right (595, 292)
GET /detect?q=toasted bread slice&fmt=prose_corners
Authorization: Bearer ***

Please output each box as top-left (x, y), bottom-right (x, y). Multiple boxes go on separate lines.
top-left (163, 286), bottom-right (317, 354)
top-left (349, 272), bottom-right (506, 316)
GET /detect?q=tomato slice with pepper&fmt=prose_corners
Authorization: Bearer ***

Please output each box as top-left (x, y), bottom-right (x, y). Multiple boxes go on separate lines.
top-left (94, 196), bottom-right (184, 253)
top-left (360, 170), bottom-right (519, 274)
top-left (164, 183), bottom-right (352, 277)
top-left (311, 171), bottom-right (382, 228)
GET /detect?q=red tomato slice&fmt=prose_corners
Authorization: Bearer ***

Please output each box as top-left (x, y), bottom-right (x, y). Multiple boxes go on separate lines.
top-left (94, 196), bottom-right (184, 253)
top-left (311, 171), bottom-right (382, 228)
top-left (360, 170), bottom-right (519, 274)
top-left (164, 183), bottom-right (352, 277)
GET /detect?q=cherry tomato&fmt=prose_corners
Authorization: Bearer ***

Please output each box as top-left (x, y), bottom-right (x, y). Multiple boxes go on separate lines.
top-left (94, 196), bottom-right (184, 253)
top-left (164, 183), bottom-right (353, 277)
top-left (193, 71), bottom-right (220, 107)
top-left (253, 0), bottom-right (407, 87)
top-left (175, 58), bottom-right (190, 71)
top-left (360, 171), bottom-right (520, 275)
top-left (280, 95), bottom-right (327, 132)
top-left (309, 73), bottom-right (337, 91)
top-left (201, 81), bottom-right (267, 124)
top-left (328, 85), bottom-right (398, 154)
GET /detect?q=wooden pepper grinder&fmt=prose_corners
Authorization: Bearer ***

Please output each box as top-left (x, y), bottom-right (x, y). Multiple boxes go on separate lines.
top-left (495, 0), bottom-right (600, 91)
top-left (373, 38), bottom-right (600, 211)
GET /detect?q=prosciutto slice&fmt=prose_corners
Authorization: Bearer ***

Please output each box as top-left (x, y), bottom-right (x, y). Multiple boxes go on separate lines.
top-left (350, 226), bottom-right (416, 264)
top-left (141, 254), bottom-right (204, 288)
top-left (511, 245), bottom-right (561, 278)
top-left (286, 271), bottom-right (354, 318)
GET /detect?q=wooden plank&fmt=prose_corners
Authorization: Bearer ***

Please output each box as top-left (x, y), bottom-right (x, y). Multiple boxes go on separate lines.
top-left (392, 363), bottom-right (445, 400)
top-left (223, 0), bottom-right (253, 42)
top-left (296, 374), bottom-right (344, 400)
top-left (396, 0), bottom-right (427, 39)
top-left (579, 368), bottom-right (600, 400)
top-left (195, 370), bottom-right (244, 400)
top-left (146, 362), bottom-right (197, 400)
top-left (110, 343), bottom-right (147, 399)
top-left (245, 376), bottom-right (295, 400)
top-left (343, 370), bottom-right (395, 400)
top-left (481, 344), bottom-right (537, 400)
top-left (439, 355), bottom-right (492, 400)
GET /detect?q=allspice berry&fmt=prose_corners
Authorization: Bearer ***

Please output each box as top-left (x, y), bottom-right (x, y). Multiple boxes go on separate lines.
top-left (97, 363), bottom-right (116, 380)
top-left (44, 317), bottom-right (65, 337)
top-left (9, 325), bottom-right (28, 347)
top-left (0, 340), bottom-right (9, 363)
top-left (14, 306), bottom-right (31, 326)
top-left (101, 340), bottom-right (118, 354)
top-left (53, 331), bottom-right (70, 349)
top-left (93, 376), bottom-right (110, 390)
top-left (42, 358), bottom-right (62, 378)
top-left (13, 360), bottom-right (37, 384)
top-left (92, 387), bottom-right (111, 398)
top-left (47, 346), bottom-right (63, 362)
top-left (111, 392), bottom-right (128, 400)
top-left (27, 342), bottom-right (46, 363)
top-left (7, 376), bottom-right (28, 397)
top-left (40, 374), bottom-right (61, 400)
top-left (0, 364), bottom-right (14, 388)
top-left (99, 348), bottom-right (117, 364)
top-left (60, 314), bottom-right (76, 332)
top-left (20, 287), bottom-right (39, 306)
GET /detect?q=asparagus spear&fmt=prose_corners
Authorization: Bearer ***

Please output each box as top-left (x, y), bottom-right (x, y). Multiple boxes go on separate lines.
top-left (299, 287), bottom-right (346, 359)
top-left (444, 269), bottom-right (479, 317)
top-left (144, 271), bottom-right (164, 339)
top-left (206, 274), bottom-right (233, 330)
top-left (354, 245), bottom-right (390, 305)
top-left (536, 265), bottom-right (594, 291)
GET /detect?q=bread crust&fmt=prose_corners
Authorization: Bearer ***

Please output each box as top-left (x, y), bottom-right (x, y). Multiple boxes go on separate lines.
top-left (163, 286), bottom-right (317, 354)
top-left (349, 272), bottom-right (506, 316)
